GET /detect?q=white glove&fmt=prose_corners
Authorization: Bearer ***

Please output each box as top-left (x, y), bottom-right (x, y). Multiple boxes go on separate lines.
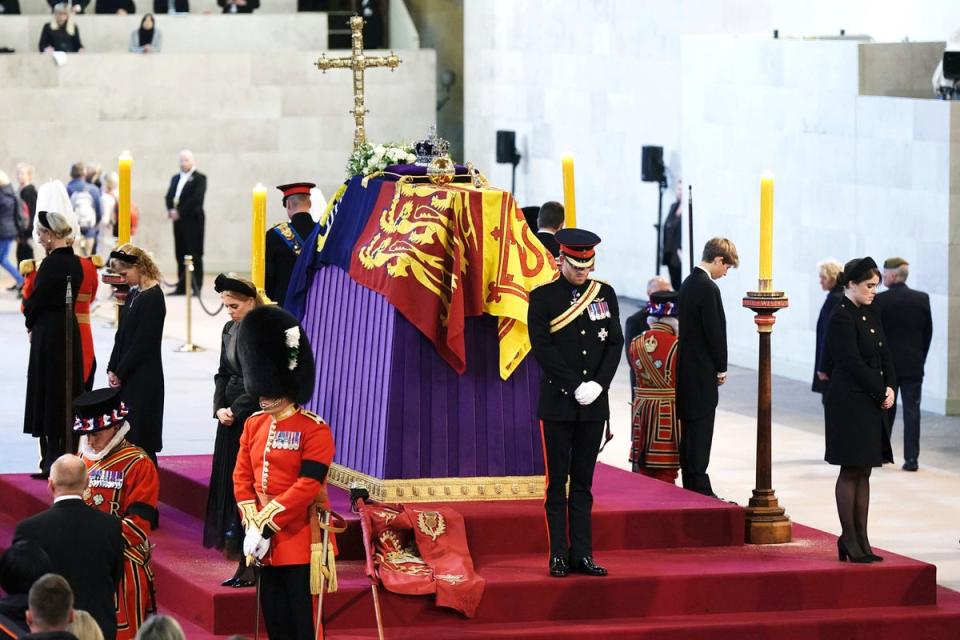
top-left (575, 381), bottom-right (603, 405)
top-left (254, 536), bottom-right (271, 560)
top-left (242, 526), bottom-right (263, 558)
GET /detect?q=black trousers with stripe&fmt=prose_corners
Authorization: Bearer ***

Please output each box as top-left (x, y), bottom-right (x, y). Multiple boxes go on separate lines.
top-left (260, 563), bottom-right (314, 640)
top-left (541, 419), bottom-right (604, 561)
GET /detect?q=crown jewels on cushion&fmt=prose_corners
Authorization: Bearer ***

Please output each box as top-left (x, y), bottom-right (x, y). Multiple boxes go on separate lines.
top-left (414, 125), bottom-right (451, 166)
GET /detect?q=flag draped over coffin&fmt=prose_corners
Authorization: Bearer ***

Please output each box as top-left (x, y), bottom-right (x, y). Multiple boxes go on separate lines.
top-left (288, 173), bottom-right (557, 380)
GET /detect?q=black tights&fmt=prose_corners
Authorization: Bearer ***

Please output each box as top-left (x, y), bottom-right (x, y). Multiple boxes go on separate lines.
top-left (835, 465), bottom-right (873, 555)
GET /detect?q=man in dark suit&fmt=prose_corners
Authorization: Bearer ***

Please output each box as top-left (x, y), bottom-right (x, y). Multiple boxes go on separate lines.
top-left (528, 228), bottom-right (623, 578)
top-left (875, 257), bottom-right (933, 472)
top-left (676, 237), bottom-right (738, 497)
top-left (153, 0), bottom-right (189, 11)
top-left (661, 182), bottom-right (684, 290)
top-left (265, 182), bottom-right (317, 306)
top-left (23, 574), bottom-right (77, 640)
top-left (14, 455), bottom-right (124, 640)
top-left (534, 201), bottom-right (564, 259)
top-left (164, 149), bottom-right (207, 295)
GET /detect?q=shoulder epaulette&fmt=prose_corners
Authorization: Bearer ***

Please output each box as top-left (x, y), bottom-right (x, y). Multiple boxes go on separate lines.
top-left (300, 409), bottom-right (326, 424)
top-left (89, 255), bottom-right (105, 268)
top-left (589, 277), bottom-right (610, 286)
top-left (250, 410), bottom-right (265, 418)
top-left (19, 259), bottom-right (38, 275)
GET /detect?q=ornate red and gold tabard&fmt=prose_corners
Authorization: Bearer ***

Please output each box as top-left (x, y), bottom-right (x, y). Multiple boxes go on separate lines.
top-left (357, 501), bottom-right (485, 617)
top-left (628, 322), bottom-right (681, 483)
top-left (81, 440), bottom-right (159, 640)
top-left (233, 406), bottom-right (337, 581)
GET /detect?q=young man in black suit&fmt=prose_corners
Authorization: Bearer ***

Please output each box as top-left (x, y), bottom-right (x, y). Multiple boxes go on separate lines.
top-left (875, 257), bottom-right (933, 472)
top-left (528, 228), bottom-right (623, 578)
top-left (14, 455), bottom-right (124, 640)
top-left (534, 201), bottom-right (564, 259)
top-left (676, 237), bottom-right (738, 497)
top-left (22, 574), bottom-right (77, 640)
top-left (164, 149), bottom-right (207, 295)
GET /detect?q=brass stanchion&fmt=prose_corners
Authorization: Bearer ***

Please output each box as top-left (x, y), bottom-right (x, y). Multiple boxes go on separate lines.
top-left (741, 287), bottom-right (791, 544)
top-left (64, 276), bottom-right (74, 455)
top-left (175, 255), bottom-right (203, 353)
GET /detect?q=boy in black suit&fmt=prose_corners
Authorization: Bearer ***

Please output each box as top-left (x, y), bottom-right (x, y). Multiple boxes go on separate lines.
top-left (676, 237), bottom-right (738, 497)
top-left (875, 257), bottom-right (933, 471)
top-left (14, 455), bottom-right (124, 640)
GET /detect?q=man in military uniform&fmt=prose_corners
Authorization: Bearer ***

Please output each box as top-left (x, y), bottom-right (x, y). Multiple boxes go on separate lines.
top-left (74, 387), bottom-right (159, 640)
top-left (233, 305), bottom-right (337, 640)
top-left (527, 228), bottom-right (623, 578)
top-left (265, 182), bottom-right (317, 306)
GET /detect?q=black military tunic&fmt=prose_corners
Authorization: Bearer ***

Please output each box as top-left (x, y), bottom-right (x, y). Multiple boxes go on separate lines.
top-left (264, 212), bottom-right (316, 306)
top-left (527, 276), bottom-right (623, 561)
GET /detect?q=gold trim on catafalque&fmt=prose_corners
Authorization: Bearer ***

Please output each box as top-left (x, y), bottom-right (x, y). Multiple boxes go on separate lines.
top-left (328, 464), bottom-right (545, 503)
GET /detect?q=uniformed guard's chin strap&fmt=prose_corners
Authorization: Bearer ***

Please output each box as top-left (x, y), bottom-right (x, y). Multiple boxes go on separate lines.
top-left (79, 422), bottom-right (131, 461)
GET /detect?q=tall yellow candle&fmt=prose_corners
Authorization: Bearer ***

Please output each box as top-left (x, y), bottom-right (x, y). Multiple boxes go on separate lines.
top-left (561, 154), bottom-right (577, 228)
top-left (759, 172), bottom-right (774, 287)
top-left (117, 151), bottom-right (132, 246)
top-left (251, 184), bottom-right (267, 290)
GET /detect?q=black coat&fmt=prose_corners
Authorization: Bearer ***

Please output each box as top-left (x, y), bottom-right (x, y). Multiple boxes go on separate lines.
top-left (264, 212), bottom-right (316, 306)
top-left (218, 0), bottom-right (258, 11)
top-left (108, 285), bottom-right (165, 453)
top-left (18, 184), bottom-right (37, 241)
top-left (676, 268), bottom-right (727, 420)
top-left (94, 0), bottom-right (135, 12)
top-left (0, 185), bottom-right (18, 240)
top-left (874, 283), bottom-right (932, 380)
top-left (535, 231), bottom-right (560, 258)
top-left (661, 201), bottom-right (682, 267)
top-left (812, 286), bottom-right (843, 393)
top-left (165, 171), bottom-right (206, 220)
top-left (22, 247), bottom-right (84, 439)
top-left (13, 499), bottom-right (124, 640)
top-left (528, 277), bottom-right (623, 421)
top-left (824, 299), bottom-right (895, 467)
top-left (37, 24), bottom-right (83, 53)
top-left (153, 0), bottom-right (188, 10)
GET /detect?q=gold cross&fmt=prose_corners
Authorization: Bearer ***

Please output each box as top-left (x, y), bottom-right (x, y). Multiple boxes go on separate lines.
top-left (314, 16), bottom-right (402, 152)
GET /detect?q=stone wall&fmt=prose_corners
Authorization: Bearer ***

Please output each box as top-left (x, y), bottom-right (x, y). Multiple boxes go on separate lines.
top-left (1, 48), bottom-right (436, 274)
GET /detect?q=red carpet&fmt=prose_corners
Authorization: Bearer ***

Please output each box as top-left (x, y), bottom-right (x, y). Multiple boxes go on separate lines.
top-left (2, 455), bottom-right (959, 638)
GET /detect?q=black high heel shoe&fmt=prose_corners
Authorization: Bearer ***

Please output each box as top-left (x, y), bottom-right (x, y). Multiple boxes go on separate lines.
top-left (837, 538), bottom-right (873, 563)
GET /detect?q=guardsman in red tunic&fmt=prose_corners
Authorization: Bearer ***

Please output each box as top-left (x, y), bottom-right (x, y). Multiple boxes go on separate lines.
top-left (232, 305), bottom-right (336, 640)
top-left (628, 290), bottom-right (682, 484)
top-left (76, 254), bottom-right (102, 390)
top-left (75, 387), bottom-right (159, 640)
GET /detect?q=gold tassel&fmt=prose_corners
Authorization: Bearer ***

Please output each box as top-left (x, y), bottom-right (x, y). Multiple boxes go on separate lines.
top-left (325, 543), bottom-right (338, 593)
top-left (309, 542), bottom-right (323, 595)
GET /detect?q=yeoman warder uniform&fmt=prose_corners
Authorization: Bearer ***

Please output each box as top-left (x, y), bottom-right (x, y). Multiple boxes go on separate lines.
top-left (527, 228), bottom-right (623, 578)
top-left (232, 305), bottom-right (338, 640)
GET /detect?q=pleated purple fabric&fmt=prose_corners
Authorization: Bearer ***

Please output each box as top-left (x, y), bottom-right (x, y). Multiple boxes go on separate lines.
top-left (302, 265), bottom-right (544, 480)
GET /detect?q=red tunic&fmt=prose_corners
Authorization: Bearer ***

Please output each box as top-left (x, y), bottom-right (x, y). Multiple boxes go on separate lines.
top-left (628, 322), bottom-right (681, 482)
top-left (76, 256), bottom-right (100, 382)
top-left (233, 407), bottom-right (336, 566)
top-left (81, 439), bottom-right (159, 640)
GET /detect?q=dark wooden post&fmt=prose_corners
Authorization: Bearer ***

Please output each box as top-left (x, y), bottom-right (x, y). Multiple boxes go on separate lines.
top-left (741, 290), bottom-right (791, 544)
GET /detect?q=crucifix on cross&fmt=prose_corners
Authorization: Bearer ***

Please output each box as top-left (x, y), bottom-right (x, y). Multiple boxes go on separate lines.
top-left (314, 15), bottom-right (402, 152)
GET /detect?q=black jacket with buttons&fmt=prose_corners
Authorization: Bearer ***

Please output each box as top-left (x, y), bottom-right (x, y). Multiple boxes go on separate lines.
top-left (528, 277), bottom-right (624, 421)
top-left (823, 298), bottom-right (895, 467)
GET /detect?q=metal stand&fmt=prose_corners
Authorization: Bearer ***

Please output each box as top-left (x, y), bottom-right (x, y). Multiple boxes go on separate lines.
top-left (654, 179), bottom-right (665, 274)
top-left (741, 287), bottom-right (791, 544)
top-left (175, 255), bottom-right (203, 353)
top-left (687, 185), bottom-right (695, 275)
top-left (64, 277), bottom-right (74, 454)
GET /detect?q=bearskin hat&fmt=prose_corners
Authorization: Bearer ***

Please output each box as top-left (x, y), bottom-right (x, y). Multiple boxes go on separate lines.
top-left (237, 305), bottom-right (315, 404)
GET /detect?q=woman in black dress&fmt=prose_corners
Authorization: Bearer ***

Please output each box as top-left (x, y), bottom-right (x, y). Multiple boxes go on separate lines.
top-left (824, 257), bottom-right (895, 563)
top-left (812, 258), bottom-right (844, 401)
top-left (204, 274), bottom-right (263, 587)
top-left (107, 244), bottom-right (166, 464)
top-left (22, 181), bottom-right (83, 479)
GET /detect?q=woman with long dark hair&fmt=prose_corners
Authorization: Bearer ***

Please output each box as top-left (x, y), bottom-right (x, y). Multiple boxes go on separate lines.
top-left (204, 274), bottom-right (264, 587)
top-left (823, 257), bottom-right (895, 563)
top-left (129, 13), bottom-right (163, 53)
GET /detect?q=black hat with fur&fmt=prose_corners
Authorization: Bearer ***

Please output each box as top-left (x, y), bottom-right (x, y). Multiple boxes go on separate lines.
top-left (237, 305), bottom-right (315, 404)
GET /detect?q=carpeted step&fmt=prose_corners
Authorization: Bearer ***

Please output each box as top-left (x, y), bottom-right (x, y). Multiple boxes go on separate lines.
top-left (325, 589), bottom-right (960, 639)
top-left (157, 455), bottom-right (745, 563)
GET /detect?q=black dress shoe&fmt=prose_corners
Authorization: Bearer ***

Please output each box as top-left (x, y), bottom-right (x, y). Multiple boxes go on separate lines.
top-left (902, 460), bottom-right (918, 472)
top-left (231, 577), bottom-right (256, 588)
top-left (549, 555), bottom-right (569, 577)
top-left (220, 577), bottom-right (238, 587)
top-left (571, 556), bottom-right (607, 576)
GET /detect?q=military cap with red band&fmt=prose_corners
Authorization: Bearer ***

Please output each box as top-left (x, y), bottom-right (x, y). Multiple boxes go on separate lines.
top-left (276, 182), bottom-right (316, 206)
top-left (555, 228), bottom-right (601, 268)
